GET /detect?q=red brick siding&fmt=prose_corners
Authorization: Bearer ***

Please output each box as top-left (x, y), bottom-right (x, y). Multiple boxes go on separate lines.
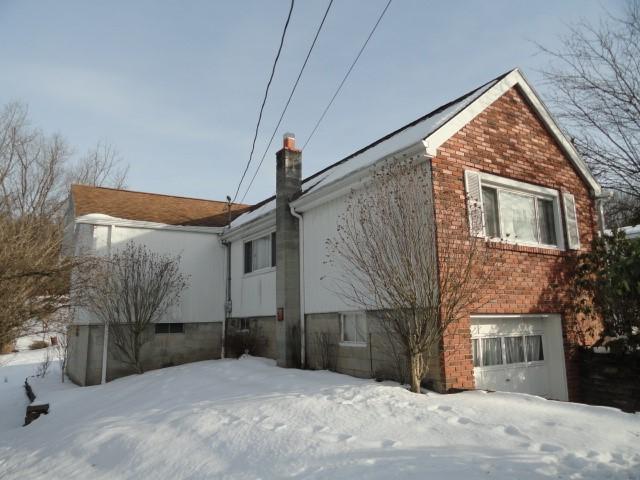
top-left (431, 87), bottom-right (599, 401)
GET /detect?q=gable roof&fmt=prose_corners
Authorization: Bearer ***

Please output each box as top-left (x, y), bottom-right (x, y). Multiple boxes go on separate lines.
top-left (70, 184), bottom-right (248, 227)
top-left (229, 68), bottom-right (601, 230)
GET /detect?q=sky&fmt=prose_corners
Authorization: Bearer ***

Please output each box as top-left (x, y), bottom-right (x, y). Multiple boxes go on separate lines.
top-left (0, 0), bottom-right (623, 204)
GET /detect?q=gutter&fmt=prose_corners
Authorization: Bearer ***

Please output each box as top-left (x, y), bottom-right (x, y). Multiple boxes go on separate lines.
top-left (221, 238), bottom-right (231, 359)
top-left (100, 225), bottom-right (113, 385)
top-left (289, 204), bottom-right (306, 368)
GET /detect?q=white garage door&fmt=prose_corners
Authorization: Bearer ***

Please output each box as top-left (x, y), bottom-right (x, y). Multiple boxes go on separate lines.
top-left (471, 315), bottom-right (568, 401)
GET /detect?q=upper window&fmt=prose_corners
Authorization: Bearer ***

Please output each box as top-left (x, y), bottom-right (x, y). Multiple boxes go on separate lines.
top-left (340, 312), bottom-right (367, 345)
top-left (244, 232), bottom-right (276, 274)
top-left (482, 185), bottom-right (558, 246)
top-left (466, 171), bottom-right (563, 248)
top-left (155, 323), bottom-right (184, 334)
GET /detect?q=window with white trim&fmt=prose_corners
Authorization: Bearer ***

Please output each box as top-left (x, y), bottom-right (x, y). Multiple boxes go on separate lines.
top-left (472, 334), bottom-right (544, 367)
top-left (340, 312), bottom-right (367, 345)
top-left (465, 171), bottom-right (566, 248)
top-left (244, 232), bottom-right (276, 274)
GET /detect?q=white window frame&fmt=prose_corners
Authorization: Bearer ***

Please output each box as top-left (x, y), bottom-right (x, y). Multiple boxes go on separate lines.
top-left (479, 172), bottom-right (565, 250)
top-left (472, 333), bottom-right (545, 371)
top-left (339, 312), bottom-right (368, 347)
top-left (243, 231), bottom-right (276, 276)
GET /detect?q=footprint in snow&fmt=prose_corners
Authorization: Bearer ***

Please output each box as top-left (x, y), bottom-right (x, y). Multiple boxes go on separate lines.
top-left (381, 439), bottom-right (399, 448)
top-left (537, 443), bottom-right (564, 453)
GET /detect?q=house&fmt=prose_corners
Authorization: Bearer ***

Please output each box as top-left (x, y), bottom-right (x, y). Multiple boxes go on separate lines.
top-left (66, 68), bottom-right (604, 402)
top-left (64, 184), bottom-right (247, 385)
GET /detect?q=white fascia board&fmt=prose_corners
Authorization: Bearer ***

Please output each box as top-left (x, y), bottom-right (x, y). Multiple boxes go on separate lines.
top-left (220, 209), bottom-right (276, 242)
top-left (424, 69), bottom-right (602, 196)
top-left (74, 214), bottom-right (224, 235)
top-left (292, 143), bottom-right (429, 212)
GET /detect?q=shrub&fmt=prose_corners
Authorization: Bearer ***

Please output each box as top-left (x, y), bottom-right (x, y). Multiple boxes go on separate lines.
top-left (29, 340), bottom-right (49, 350)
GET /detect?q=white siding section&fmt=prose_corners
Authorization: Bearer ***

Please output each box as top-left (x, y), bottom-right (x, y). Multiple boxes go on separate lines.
top-left (75, 222), bottom-right (226, 325)
top-left (229, 237), bottom-right (275, 318)
top-left (302, 194), bottom-right (357, 314)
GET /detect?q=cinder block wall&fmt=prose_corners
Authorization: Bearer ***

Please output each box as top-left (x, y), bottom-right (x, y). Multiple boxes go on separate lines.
top-left (305, 312), bottom-right (443, 390)
top-left (67, 323), bottom-right (222, 385)
top-left (430, 87), bottom-right (600, 400)
top-left (226, 316), bottom-right (277, 360)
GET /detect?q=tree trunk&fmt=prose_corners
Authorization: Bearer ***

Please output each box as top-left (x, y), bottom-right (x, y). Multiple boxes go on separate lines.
top-left (409, 353), bottom-right (422, 393)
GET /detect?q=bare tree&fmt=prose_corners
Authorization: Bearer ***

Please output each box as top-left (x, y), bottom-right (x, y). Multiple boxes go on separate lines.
top-left (0, 101), bottom-right (128, 352)
top-left (69, 142), bottom-right (128, 190)
top-left (327, 159), bottom-right (493, 393)
top-left (85, 242), bottom-right (188, 374)
top-left (540, 0), bottom-right (640, 225)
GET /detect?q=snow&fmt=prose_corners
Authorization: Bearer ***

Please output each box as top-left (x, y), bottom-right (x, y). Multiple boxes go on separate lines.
top-left (0, 336), bottom-right (74, 432)
top-left (1, 355), bottom-right (639, 479)
top-left (229, 197), bottom-right (275, 229)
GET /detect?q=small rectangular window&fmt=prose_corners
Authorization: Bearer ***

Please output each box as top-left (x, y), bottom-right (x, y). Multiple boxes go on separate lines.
top-left (244, 241), bottom-right (252, 274)
top-left (155, 323), bottom-right (184, 334)
top-left (537, 198), bottom-right (557, 245)
top-left (482, 186), bottom-right (500, 237)
top-left (525, 335), bottom-right (544, 361)
top-left (340, 312), bottom-right (367, 344)
top-left (504, 336), bottom-right (525, 364)
top-left (481, 337), bottom-right (503, 366)
top-left (244, 233), bottom-right (275, 274)
top-left (472, 338), bottom-right (480, 367)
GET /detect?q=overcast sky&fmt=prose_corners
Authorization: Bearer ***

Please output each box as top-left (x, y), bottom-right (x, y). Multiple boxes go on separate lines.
top-left (0, 0), bottom-right (621, 204)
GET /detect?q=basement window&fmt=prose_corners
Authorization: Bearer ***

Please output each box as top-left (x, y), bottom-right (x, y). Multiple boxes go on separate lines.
top-left (244, 232), bottom-right (276, 274)
top-left (155, 323), bottom-right (184, 334)
top-left (340, 312), bottom-right (367, 346)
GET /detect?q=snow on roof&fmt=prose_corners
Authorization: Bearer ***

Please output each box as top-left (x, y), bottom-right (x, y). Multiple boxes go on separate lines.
top-left (606, 224), bottom-right (640, 239)
top-left (229, 71), bottom-right (510, 231)
top-left (229, 196), bottom-right (275, 229)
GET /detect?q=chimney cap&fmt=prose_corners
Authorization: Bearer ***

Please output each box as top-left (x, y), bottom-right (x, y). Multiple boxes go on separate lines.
top-left (283, 132), bottom-right (296, 150)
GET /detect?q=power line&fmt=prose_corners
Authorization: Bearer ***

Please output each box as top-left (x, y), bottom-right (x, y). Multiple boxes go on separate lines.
top-left (240, 0), bottom-right (334, 204)
top-left (231, 0), bottom-right (295, 204)
top-left (302, 0), bottom-right (393, 151)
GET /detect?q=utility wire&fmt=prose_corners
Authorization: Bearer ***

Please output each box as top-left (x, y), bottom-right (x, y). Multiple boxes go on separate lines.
top-left (240, 0), bottom-right (334, 204)
top-left (302, 0), bottom-right (392, 151)
top-left (231, 0), bottom-right (295, 204)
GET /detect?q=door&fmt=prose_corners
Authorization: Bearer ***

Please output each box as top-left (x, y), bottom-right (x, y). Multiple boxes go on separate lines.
top-left (471, 315), bottom-right (567, 399)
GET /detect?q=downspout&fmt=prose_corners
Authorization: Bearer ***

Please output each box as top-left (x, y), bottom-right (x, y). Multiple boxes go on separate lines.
top-left (289, 204), bottom-right (305, 368)
top-left (100, 225), bottom-right (113, 385)
top-left (222, 238), bottom-right (231, 359)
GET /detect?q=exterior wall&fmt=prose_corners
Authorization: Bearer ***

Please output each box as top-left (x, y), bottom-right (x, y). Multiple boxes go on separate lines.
top-left (72, 223), bottom-right (227, 325)
top-left (302, 195), bottom-right (358, 314)
top-left (430, 87), bottom-right (599, 399)
top-left (226, 316), bottom-right (277, 360)
top-left (69, 322), bottom-right (222, 386)
top-left (229, 235), bottom-right (276, 318)
top-left (305, 312), bottom-right (442, 389)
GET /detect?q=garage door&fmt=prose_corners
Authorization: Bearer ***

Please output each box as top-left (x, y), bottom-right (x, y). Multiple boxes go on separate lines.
top-left (471, 315), bottom-right (568, 400)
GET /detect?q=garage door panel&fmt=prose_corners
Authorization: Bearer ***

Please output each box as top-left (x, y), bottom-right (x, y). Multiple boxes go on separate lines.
top-left (471, 315), bottom-right (566, 400)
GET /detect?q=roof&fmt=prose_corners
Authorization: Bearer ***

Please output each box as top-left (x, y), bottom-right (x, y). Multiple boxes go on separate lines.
top-left (230, 68), bottom-right (602, 231)
top-left (70, 184), bottom-right (248, 227)
top-left (230, 70), bottom-right (510, 229)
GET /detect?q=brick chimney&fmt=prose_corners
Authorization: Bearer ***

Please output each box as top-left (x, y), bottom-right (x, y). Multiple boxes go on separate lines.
top-left (275, 133), bottom-right (301, 368)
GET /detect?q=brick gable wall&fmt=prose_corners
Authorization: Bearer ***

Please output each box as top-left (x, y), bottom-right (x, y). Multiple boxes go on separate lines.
top-left (431, 87), bottom-right (599, 401)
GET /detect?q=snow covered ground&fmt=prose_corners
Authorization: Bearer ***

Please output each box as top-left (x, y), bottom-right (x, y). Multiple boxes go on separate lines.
top-left (0, 353), bottom-right (639, 479)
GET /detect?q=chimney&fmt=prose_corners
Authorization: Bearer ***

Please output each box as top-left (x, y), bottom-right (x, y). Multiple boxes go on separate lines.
top-left (275, 133), bottom-right (302, 368)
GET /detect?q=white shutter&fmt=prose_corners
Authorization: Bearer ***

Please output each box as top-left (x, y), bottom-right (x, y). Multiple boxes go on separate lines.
top-left (562, 192), bottom-right (580, 250)
top-left (464, 170), bottom-right (484, 237)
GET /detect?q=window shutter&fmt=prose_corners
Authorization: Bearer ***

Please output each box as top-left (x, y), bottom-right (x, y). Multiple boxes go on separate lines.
top-left (244, 241), bottom-right (252, 273)
top-left (464, 170), bottom-right (484, 236)
top-left (562, 192), bottom-right (580, 250)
